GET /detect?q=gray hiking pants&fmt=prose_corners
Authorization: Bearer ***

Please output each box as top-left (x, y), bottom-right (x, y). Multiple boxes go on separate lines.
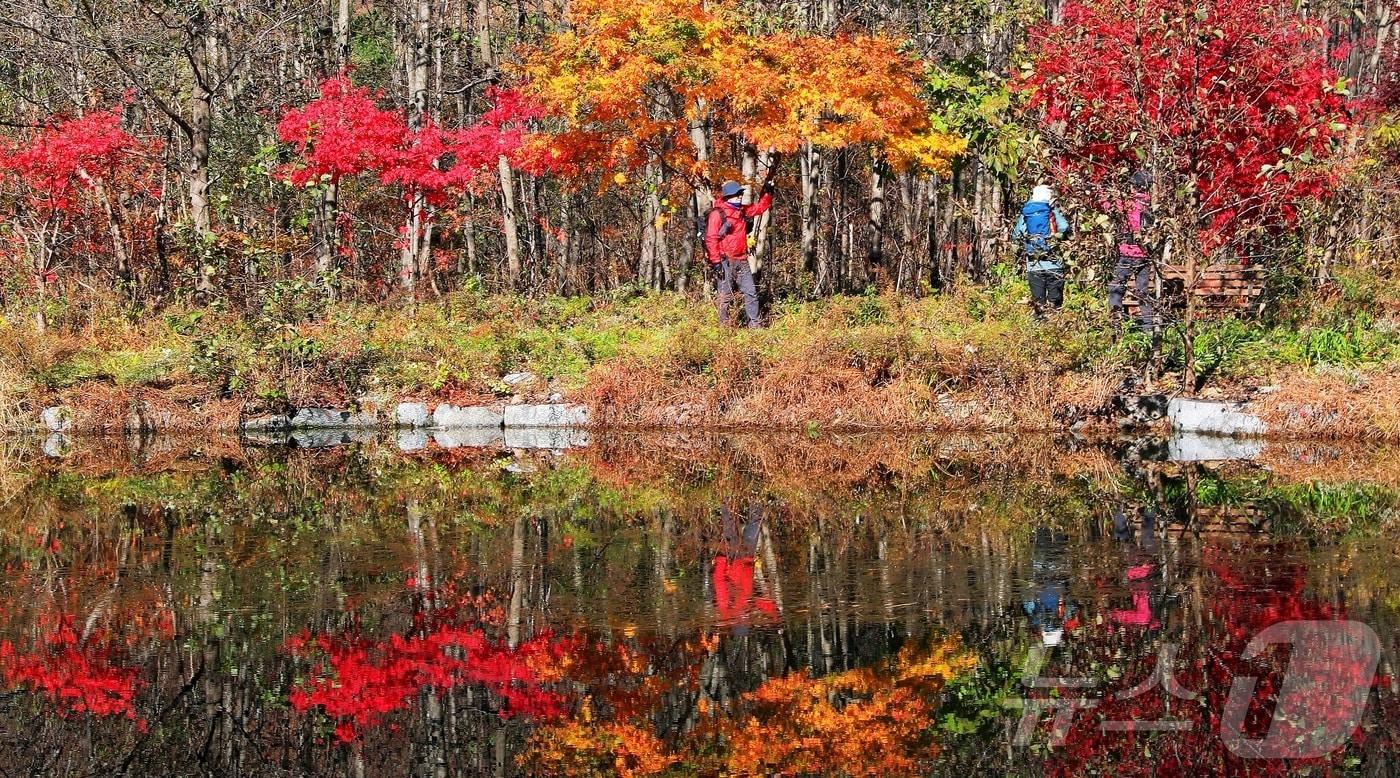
top-left (1108, 254), bottom-right (1154, 328)
top-left (715, 258), bottom-right (761, 328)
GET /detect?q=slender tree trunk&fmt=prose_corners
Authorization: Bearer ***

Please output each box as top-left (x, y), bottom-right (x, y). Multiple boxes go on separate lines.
top-left (751, 149), bottom-right (775, 275)
top-left (335, 0), bottom-right (351, 65)
top-left (867, 161), bottom-right (886, 284)
top-left (316, 183), bottom-right (338, 287)
top-left (897, 172), bottom-right (918, 292)
top-left (800, 142), bottom-right (820, 282)
top-left (401, 0), bottom-right (432, 294)
top-left (499, 157), bottom-right (521, 288)
top-left (685, 103), bottom-right (712, 293)
top-left (640, 160), bottom-right (666, 289)
top-left (190, 71), bottom-right (214, 295)
top-left (80, 172), bottom-right (131, 292)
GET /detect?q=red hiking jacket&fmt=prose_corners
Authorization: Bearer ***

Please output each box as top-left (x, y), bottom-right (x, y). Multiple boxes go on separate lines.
top-left (704, 192), bottom-right (773, 265)
top-left (712, 555), bottom-right (778, 625)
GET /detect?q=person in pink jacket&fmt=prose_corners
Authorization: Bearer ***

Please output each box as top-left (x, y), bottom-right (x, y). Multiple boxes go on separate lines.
top-left (1106, 170), bottom-right (1156, 330)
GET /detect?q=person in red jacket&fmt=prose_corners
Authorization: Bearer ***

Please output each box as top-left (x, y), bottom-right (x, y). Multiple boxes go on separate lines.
top-left (704, 179), bottom-right (773, 327)
top-left (711, 502), bottom-right (778, 635)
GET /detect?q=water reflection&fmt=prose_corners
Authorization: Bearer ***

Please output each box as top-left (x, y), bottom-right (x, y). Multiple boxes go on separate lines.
top-left (0, 433), bottom-right (1396, 775)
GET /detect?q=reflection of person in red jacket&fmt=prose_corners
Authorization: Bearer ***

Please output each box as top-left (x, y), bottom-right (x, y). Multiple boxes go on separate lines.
top-left (711, 503), bottom-right (778, 634)
top-left (704, 180), bottom-right (773, 328)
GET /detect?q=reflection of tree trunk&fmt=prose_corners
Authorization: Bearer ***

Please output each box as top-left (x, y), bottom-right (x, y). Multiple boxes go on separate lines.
top-left (508, 516), bottom-right (525, 649)
top-left (407, 498), bottom-right (447, 778)
top-left (197, 521), bottom-right (227, 773)
top-left (877, 535), bottom-right (894, 632)
top-left (654, 512), bottom-right (673, 637)
top-left (756, 522), bottom-right (784, 615)
top-left (809, 533), bottom-right (832, 672)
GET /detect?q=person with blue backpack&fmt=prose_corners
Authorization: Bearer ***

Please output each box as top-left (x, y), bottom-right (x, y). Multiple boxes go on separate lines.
top-left (1012, 184), bottom-right (1071, 317)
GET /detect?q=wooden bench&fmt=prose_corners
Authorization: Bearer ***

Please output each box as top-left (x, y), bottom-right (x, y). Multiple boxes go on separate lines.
top-left (1126, 263), bottom-right (1264, 313)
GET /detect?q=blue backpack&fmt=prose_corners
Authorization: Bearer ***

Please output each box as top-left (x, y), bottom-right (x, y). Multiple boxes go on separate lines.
top-left (1021, 201), bottom-right (1057, 255)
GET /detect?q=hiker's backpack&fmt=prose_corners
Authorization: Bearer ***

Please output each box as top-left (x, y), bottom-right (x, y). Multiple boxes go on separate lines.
top-left (1021, 202), bottom-right (1057, 254)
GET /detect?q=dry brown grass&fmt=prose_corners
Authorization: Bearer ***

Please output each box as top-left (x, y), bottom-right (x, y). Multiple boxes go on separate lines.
top-left (582, 333), bottom-right (1119, 433)
top-left (1255, 369), bottom-right (1400, 441)
top-left (57, 384), bottom-right (244, 434)
top-left (1260, 440), bottom-right (1400, 486)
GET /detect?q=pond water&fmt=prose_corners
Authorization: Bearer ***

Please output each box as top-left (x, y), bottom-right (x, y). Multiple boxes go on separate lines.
top-left (1, 432), bottom-right (1398, 776)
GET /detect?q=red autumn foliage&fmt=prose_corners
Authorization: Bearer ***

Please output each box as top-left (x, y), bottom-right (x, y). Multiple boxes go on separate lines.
top-left (0, 614), bottom-right (144, 725)
top-left (0, 108), bottom-right (138, 213)
top-left (1023, 0), bottom-right (1354, 251)
top-left (275, 74), bottom-right (406, 187)
top-left (286, 576), bottom-right (575, 743)
top-left (1041, 547), bottom-right (1374, 776)
top-left (278, 76), bottom-right (543, 201)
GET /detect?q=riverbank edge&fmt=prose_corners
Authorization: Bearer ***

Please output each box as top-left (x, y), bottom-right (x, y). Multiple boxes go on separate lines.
top-left (24, 392), bottom-right (1296, 441)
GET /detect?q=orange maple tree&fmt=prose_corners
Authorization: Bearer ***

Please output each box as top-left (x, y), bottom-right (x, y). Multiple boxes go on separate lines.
top-left (515, 0), bottom-right (963, 188)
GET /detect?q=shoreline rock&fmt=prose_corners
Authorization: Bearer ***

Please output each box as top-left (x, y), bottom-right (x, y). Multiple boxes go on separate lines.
top-left (1167, 398), bottom-right (1268, 438)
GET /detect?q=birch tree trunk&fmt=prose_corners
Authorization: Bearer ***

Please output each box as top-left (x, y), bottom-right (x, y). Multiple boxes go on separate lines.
top-left (400, 0), bottom-right (432, 293)
top-left (867, 161), bottom-right (886, 284)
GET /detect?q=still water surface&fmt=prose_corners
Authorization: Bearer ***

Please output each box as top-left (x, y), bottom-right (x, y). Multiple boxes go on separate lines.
top-left (1, 433), bottom-right (1397, 776)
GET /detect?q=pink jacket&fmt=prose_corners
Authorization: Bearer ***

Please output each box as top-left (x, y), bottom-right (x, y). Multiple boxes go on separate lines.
top-left (1109, 193), bottom-right (1151, 258)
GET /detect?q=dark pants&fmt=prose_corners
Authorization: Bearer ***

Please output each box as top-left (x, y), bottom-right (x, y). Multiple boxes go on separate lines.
top-left (1108, 254), bottom-right (1154, 328)
top-left (1028, 269), bottom-right (1064, 315)
top-left (715, 258), bottom-right (761, 327)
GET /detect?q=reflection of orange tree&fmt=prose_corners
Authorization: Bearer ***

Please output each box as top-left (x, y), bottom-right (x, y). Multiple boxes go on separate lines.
top-left (523, 637), bottom-right (976, 776)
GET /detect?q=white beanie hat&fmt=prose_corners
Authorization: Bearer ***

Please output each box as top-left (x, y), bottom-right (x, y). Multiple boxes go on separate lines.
top-left (1031, 184), bottom-right (1055, 203)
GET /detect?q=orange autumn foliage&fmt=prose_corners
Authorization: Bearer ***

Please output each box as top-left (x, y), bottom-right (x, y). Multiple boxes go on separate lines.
top-left (516, 0), bottom-right (735, 179)
top-left (721, 34), bottom-right (965, 172)
top-left (522, 717), bottom-right (678, 777)
top-left (519, 636), bottom-right (976, 776)
top-left (720, 638), bottom-right (977, 775)
top-left (516, 0), bottom-right (963, 185)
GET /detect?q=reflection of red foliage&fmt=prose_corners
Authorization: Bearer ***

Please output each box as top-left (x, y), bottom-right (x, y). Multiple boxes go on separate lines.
top-left (1042, 545), bottom-right (1373, 776)
top-left (287, 585), bottom-right (575, 743)
top-left (0, 615), bottom-right (143, 724)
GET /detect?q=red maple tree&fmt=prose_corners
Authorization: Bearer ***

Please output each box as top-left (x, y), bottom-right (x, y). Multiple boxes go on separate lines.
top-left (278, 76), bottom-right (543, 286)
top-left (0, 107), bottom-right (145, 328)
top-left (275, 75), bottom-right (407, 188)
top-left (1022, 0), bottom-right (1354, 253)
